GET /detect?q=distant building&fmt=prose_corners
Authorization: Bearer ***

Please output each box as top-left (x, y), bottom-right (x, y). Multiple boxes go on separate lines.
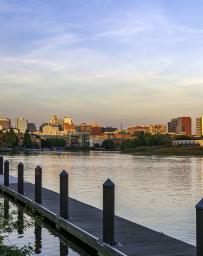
top-left (16, 117), bottom-right (28, 133)
top-left (63, 117), bottom-right (75, 133)
top-left (42, 124), bottom-right (60, 135)
top-left (0, 117), bottom-right (11, 131)
top-left (67, 132), bottom-right (90, 148)
top-left (172, 139), bottom-right (203, 147)
top-left (28, 123), bottom-right (37, 133)
top-left (149, 124), bottom-right (167, 135)
top-left (196, 117), bottom-right (203, 137)
top-left (102, 127), bottom-right (118, 133)
top-left (128, 125), bottom-right (150, 135)
top-left (49, 115), bottom-right (63, 130)
top-left (168, 117), bottom-right (192, 136)
top-left (79, 122), bottom-right (103, 135)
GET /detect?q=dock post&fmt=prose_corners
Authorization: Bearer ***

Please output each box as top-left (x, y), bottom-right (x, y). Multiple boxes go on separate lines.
top-left (0, 156), bottom-right (3, 174)
top-left (103, 179), bottom-right (115, 245)
top-left (196, 198), bottom-right (203, 256)
top-left (18, 162), bottom-right (24, 195)
top-left (35, 166), bottom-right (42, 204)
top-left (60, 170), bottom-right (69, 219)
top-left (4, 160), bottom-right (9, 187)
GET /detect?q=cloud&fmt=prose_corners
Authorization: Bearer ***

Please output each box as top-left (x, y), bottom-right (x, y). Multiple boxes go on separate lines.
top-left (0, 0), bottom-right (203, 127)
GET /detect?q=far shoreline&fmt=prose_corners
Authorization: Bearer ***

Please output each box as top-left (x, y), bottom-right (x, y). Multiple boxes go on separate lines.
top-left (1, 146), bottom-right (203, 157)
top-left (121, 146), bottom-right (203, 156)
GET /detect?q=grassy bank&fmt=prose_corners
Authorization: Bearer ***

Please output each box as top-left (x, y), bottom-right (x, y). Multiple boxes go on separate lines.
top-left (121, 146), bottom-right (203, 156)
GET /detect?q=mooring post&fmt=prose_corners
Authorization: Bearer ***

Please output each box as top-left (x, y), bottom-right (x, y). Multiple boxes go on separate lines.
top-left (18, 162), bottom-right (24, 195)
top-left (60, 170), bottom-right (69, 219)
top-left (0, 156), bottom-right (3, 174)
top-left (103, 179), bottom-right (115, 245)
top-left (4, 160), bottom-right (9, 187)
top-left (196, 198), bottom-right (203, 256)
top-left (35, 166), bottom-right (42, 204)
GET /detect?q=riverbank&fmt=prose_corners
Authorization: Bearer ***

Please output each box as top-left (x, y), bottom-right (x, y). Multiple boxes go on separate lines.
top-left (121, 146), bottom-right (203, 156)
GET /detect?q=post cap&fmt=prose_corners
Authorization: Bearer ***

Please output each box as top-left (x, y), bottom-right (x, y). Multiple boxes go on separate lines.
top-left (18, 162), bottom-right (24, 167)
top-left (35, 165), bottom-right (42, 173)
top-left (103, 179), bottom-right (115, 187)
top-left (60, 170), bottom-right (68, 176)
top-left (196, 198), bottom-right (203, 210)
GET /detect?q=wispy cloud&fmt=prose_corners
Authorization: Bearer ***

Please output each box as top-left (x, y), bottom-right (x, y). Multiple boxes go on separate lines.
top-left (0, 0), bottom-right (203, 126)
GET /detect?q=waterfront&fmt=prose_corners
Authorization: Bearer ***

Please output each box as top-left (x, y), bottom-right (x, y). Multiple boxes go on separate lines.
top-left (2, 151), bottom-right (203, 246)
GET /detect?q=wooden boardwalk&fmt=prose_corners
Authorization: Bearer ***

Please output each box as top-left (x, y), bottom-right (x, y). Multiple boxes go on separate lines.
top-left (0, 175), bottom-right (196, 256)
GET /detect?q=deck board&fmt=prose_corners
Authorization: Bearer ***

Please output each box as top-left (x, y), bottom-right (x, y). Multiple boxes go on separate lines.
top-left (0, 176), bottom-right (196, 256)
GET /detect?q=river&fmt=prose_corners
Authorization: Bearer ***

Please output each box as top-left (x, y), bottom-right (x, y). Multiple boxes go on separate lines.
top-left (3, 151), bottom-right (203, 246)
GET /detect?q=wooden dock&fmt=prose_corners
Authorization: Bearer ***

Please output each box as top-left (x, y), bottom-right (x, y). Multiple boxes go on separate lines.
top-left (0, 173), bottom-right (196, 256)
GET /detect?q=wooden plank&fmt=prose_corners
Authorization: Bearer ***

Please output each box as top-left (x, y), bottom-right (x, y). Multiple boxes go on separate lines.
top-left (3, 181), bottom-right (195, 256)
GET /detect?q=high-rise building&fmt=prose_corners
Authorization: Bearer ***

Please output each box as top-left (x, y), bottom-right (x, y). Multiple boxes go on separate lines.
top-left (16, 118), bottom-right (28, 133)
top-left (196, 117), bottom-right (203, 137)
top-left (0, 117), bottom-right (11, 131)
top-left (168, 117), bottom-right (192, 136)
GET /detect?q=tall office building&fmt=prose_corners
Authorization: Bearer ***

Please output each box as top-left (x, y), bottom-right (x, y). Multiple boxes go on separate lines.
top-left (16, 117), bottom-right (28, 133)
top-left (196, 117), bottom-right (203, 137)
top-left (0, 117), bottom-right (11, 131)
top-left (168, 117), bottom-right (192, 136)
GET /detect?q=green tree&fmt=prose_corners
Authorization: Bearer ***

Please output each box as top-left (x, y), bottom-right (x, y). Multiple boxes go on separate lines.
top-left (23, 130), bottom-right (33, 148)
top-left (102, 139), bottom-right (115, 149)
top-left (3, 128), bottom-right (18, 148)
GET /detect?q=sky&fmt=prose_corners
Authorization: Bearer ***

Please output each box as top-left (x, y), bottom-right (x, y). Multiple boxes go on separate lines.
top-left (0, 0), bottom-right (203, 128)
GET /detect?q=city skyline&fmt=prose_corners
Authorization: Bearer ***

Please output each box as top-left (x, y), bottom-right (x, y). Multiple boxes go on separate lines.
top-left (1, 0), bottom-right (203, 127)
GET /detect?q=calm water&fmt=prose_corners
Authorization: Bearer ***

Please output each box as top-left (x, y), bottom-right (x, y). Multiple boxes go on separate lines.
top-left (0, 196), bottom-right (95, 255)
top-left (3, 151), bottom-right (203, 246)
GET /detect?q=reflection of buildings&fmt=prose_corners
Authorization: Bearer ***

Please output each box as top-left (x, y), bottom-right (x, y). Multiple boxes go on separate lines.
top-left (168, 117), bottom-right (192, 136)
top-left (0, 117), bottom-right (11, 131)
top-left (16, 117), bottom-right (28, 133)
top-left (196, 117), bottom-right (203, 137)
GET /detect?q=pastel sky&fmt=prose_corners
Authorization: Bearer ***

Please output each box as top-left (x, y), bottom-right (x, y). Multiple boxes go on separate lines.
top-left (0, 0), bottom-right (203, 128)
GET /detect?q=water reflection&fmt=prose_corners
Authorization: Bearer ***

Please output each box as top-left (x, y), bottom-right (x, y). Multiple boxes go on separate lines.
top-left (0, 195), bottom-right (96, 255)
top-left (60, 241), bottom-right (68, 256)
top-left (17, 209), bottom-right (24, 235)
top-left (4, 198), bottom-right (9, 220)
top-left (34, 223), bottom-right (42, 254)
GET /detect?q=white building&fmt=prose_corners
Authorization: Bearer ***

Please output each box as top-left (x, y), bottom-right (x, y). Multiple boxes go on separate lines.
top-left (196, 117), bottom-right (203, 137)
top-left (16, 117), bottom-right (28, 133)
